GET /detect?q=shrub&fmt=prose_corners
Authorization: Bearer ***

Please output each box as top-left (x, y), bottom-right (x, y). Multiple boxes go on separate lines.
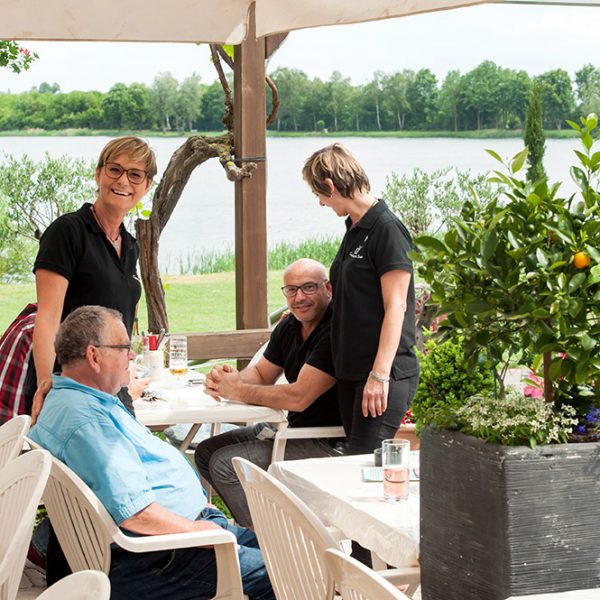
top-left (411, 336), bottom-right (494, 432)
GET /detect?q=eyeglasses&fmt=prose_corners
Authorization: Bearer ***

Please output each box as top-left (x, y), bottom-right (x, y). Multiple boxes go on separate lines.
top-left (281, 280), bottom-right (326, 298)
top-left (94, 343), bottom-right (132, 353)
top-left (104, 162), bottom-right (147, 185)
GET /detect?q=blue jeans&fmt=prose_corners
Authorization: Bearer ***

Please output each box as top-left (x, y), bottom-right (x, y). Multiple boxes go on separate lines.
top-left (109, 508), bottom-right (275, 600)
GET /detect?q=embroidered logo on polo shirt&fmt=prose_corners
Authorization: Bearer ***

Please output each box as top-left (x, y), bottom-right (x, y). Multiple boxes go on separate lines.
top-left (349, 234), bottom-right (368, 259)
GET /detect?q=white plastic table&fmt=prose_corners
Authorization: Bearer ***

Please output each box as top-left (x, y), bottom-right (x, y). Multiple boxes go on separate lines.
top-left (134, 381), bottom-right (287, 452)
top-left (268, 453), bottom-right (419, 568)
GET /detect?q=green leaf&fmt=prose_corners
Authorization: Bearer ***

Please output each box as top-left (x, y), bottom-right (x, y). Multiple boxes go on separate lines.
top-left (581, 334), bottom-right (596, 351)
top-left (584, 243), bottom-right (600, 265)
top-left (415, 236), bottom-right (446, 253)
top-left (535, 248), bottom-right (548, 268)
top-left (582, 130), bottom-right (594, 151)
top-left (482, 229), bottom-right (498, 263)
top-left (510, 147), bottom-right (528, 174)
top-left (464, 300), bottom-right (494, 314)
top-left (586, 113), bottom-right (598, 131)
top-left (507, 230), bottom-right (520, 250)
top-left (566, 119), bottom-right (581, 132)
top-left (568, 272), bottom-right (586, 293)
top-left (531, 307), bottom-right (550, 319)
top-left (485, 149), bottom-right (503, 163)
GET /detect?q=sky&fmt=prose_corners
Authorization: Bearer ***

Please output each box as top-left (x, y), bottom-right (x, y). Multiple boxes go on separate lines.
top-left (2, 4), bottom-right (600, 93)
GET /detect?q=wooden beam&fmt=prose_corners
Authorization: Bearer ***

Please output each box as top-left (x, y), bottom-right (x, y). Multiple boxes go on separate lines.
top-left (186, 329), bottom-right (271, 361)
top-left (233, 3), bottom-right (269, 331)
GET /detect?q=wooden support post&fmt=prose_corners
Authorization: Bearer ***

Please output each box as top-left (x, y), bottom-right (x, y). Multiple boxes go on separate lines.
top-left (233, 3), bottom-right (268, 332)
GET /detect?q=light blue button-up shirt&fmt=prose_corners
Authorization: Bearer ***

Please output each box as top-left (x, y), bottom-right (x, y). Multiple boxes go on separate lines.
top-left (30, 375), bottom-right (206, 525)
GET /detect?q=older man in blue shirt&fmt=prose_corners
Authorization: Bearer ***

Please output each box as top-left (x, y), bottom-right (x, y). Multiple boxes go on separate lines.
top-left (30, 305), bottom-right (274, 600)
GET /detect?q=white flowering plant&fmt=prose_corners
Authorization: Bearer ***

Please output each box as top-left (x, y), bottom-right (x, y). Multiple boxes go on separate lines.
top-left (455, 389), bottom-right (577, 448)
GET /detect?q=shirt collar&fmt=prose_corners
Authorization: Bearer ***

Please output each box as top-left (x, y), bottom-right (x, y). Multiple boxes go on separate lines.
top-left (52, 373), bottom-right (121, 406)
top-left (344, 198), bottom-right (387, 232)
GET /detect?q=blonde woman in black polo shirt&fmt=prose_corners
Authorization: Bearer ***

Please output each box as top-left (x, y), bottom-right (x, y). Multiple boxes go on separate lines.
top-left (27, 137), bottom-right (157, 419)
top-left (302, 143), bottom-right (419, 454)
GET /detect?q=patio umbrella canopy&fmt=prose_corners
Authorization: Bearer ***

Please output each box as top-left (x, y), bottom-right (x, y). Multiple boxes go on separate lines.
top-left (0, 0), bottom-right (519, 44)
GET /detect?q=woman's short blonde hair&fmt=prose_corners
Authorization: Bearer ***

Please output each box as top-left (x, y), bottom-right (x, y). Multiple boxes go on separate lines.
top-left (302, 143), bottom-right (370, 199)
top-left (97, 136), bottom-right (157, 180)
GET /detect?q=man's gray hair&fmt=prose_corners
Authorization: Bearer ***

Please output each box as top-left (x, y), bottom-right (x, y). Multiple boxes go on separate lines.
top-left (55, 305), bottom-right (124, 366)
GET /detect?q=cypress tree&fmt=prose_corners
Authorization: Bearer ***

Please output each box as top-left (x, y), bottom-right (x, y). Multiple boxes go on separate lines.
top-left (524, 83), bottom-right (546, 183)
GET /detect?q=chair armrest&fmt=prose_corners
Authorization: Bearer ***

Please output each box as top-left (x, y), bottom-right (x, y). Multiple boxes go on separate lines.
top-left (114, 528), bottom-right (245, 600)
top-left (378, 565), bottom-right (421, 585)
top-left (270, 426), bottom-right (346, 462)
top-left (113, 527), bottom-right (237, 552)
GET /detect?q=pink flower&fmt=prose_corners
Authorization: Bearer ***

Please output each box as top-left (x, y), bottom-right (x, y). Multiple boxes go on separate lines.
top-left (523, 370), bottom-right (544, 398)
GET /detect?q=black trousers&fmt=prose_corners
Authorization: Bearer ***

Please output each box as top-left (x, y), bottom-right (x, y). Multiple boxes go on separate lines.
top-left (337, 374), bottom-right (419, 454)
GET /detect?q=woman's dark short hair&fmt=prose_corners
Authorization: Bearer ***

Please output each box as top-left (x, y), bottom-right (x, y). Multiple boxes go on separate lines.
top-left (55, 306), bottom-right (123, 366)
top-left (302, 143), bottom-right (370, 199)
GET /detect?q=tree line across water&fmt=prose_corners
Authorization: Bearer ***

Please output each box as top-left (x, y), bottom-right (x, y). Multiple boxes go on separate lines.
top-left (1, 60), bottom-right (599, 133)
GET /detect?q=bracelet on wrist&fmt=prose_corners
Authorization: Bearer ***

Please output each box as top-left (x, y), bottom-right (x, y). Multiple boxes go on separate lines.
top-left (369, 370), bottom-right (390, 383)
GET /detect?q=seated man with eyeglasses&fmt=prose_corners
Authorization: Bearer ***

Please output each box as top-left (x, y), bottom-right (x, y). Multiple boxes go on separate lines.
top-left (196, 258), bottom-right (343, 527)
top-left (29, 305), bottom-right (274, 600)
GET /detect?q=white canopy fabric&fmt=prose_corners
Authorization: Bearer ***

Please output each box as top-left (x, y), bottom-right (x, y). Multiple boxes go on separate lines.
top-left (3, 0), bottom-right (590, 46)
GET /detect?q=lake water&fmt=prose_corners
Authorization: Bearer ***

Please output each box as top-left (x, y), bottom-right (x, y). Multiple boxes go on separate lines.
top-left (0, 136), bottom-right (583, 272)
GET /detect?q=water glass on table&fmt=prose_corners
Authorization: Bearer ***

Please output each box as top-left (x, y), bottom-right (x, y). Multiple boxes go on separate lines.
top-left (382, 438), bottom-right (410, 502)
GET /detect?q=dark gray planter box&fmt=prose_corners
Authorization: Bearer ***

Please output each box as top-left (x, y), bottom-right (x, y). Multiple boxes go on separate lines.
top-left (420, 428), bottom-right (600, 600)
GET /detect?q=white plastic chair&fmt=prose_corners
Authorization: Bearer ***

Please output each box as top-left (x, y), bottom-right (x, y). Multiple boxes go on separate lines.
top-left (0, 449), bottom-right (52, 600)
top-left (36, 570), bottom-right (110, 600)
top-left (233, 457), bottom-right (419, 600)
top-left (233, 456), bottom-right (337, 599)
top-left (0, 414), bottom-right (31, 469)
top-left (34, 445), bottom-right (245, 600)
top-left (325, 548), bottom-right (410, 600)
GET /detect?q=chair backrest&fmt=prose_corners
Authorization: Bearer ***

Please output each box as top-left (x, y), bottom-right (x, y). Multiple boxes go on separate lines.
top-left (233, 457), bottom-right (337, 600)
top-left (41, 454), bottom-right (120, 574)
top-left (0, 415), bottom-right (31, 469)
top-left (325, 549), bottom-right (409, 600)
top-left (36, 570), bottom-right (111, 600)
top-left (0, 449), bottom-right (51, 600)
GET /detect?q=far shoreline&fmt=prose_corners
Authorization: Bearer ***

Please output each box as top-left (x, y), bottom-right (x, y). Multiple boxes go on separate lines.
top-left (0, 128), bottom-right (578, 140)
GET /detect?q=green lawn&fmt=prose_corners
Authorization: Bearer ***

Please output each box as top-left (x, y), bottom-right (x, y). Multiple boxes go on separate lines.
top-left (0, 271), bottom-right (287, 334)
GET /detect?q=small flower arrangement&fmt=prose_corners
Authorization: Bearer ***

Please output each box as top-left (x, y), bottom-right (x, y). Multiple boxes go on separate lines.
top-left (455, 389), bottom-right (577, 448)
top-left (401, 409), bottom-right (414, 425)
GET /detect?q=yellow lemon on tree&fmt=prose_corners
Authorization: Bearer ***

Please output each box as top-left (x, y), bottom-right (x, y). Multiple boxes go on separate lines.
top-left (573, 251), bottom-right (591, 269)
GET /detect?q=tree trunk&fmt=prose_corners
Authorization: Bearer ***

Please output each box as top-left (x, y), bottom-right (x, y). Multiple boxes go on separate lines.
top-left (375, 99), bottom-right (382, 131)
top-left (543, 351), bottom-right (555, 404)
top-left (135, 132), bottom-right (256, 332)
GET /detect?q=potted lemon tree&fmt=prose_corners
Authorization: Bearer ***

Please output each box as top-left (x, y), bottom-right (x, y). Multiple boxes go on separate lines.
top-left (412, 114), bottom-right (600, 600)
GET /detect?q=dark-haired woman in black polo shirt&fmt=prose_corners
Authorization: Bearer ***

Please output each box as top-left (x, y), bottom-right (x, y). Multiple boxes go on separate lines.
top-left (26, 136), bottom-right (157, 418)
top-left (302, 143), bottom-right (419, 454)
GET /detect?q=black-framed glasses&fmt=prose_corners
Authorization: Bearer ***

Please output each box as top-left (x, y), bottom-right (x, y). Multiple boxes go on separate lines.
top-left (104, 162), bottom-right (147, 185)
top-left (94, 343), bottom-right (133, 353)
top-left (281, 280), bottom-right (326, 298)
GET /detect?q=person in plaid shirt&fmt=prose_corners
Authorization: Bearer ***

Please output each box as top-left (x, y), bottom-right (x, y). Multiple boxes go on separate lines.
top-left (0, 303), bottom-right (37, 422)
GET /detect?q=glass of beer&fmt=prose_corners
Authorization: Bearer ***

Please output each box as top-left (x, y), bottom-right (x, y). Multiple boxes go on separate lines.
top-left (382, 439), bottom-right (410, 502)
top-left (169, 335), bottom-right (188, 376)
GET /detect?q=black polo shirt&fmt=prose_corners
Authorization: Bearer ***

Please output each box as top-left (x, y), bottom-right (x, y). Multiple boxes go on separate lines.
top-left (24, 203), bottom-right (141, 398)
top-left (329, 200), bottom-right (418, 381)
top-left (33, 203), bottom-right (141, 332)
top-left (263, 305), bottom-right (341, 428)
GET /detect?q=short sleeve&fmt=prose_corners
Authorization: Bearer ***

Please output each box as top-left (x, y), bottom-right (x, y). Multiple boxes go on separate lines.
top-left (34, 216), bottom-right (82, 281)
top-left (262, 318), bottom-right (289, 368)
top-left (369, 218), bottom-right (413, 278)
top-left (63, 418), bottom-right (155, 524)
top-left (304, 323), bottom-right (335, 377)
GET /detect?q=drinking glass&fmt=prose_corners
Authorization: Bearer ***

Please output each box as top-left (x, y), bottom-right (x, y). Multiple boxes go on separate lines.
top-left (382, 438), bottom-right (410, 502)
top-left (169, 335), bottom-right (188, 375)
